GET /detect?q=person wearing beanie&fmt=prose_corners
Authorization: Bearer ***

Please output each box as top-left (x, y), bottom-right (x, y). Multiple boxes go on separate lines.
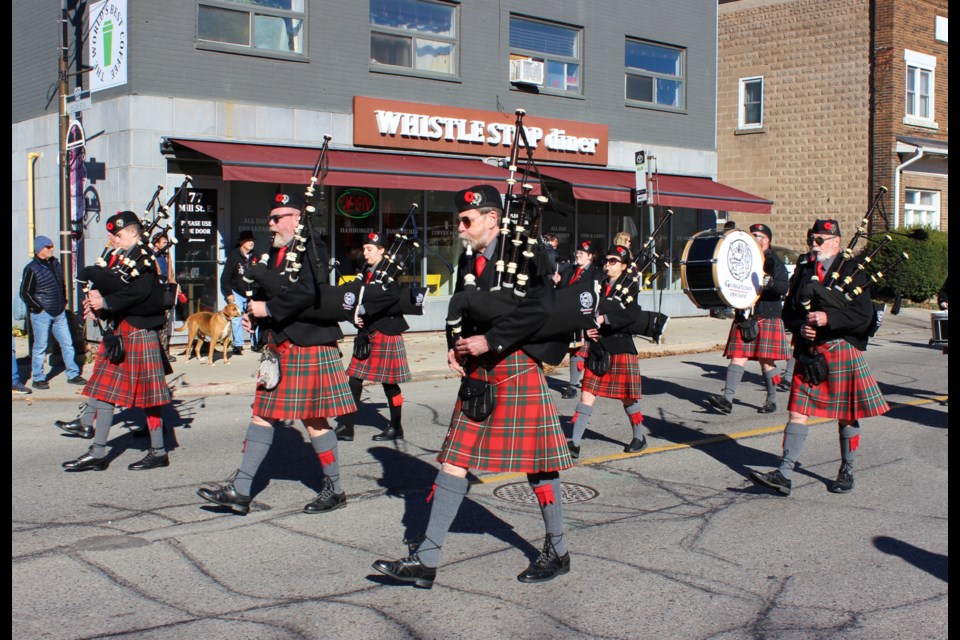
top-left (706, 223), bottom-right (791, 416)
top-left (373, 184), bottom-right (573, 588)
top-left (556, 239), bottom-right (602, 399)
top-left (220, 229), bottom-right (259, 355)
top-left (336, 231), bottom-right (413, 442)
top-left (750, 218), bottom-right (889, 496)
top-left (198, 191), bottom-right (355, 516)
top-left (566, 244), bottom-right (649, 459)
top-left (19, 235), bottom-right (85, 390)
top-left (58, 211), bottom-right (173, 471)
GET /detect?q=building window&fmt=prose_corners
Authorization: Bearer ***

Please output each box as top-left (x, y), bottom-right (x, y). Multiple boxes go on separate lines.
top-left (625, 39), bottom-right (685, 110)
top-left (904, 49), bottom-right (936, 127)
top-left (903, 189), bottom-right (940, 229)
top-left (198, 0), bottom-right (305, 56)
top-left (738, 77), bottom-right (763, 129)
top-left (369, 0), bottom-right (457, 75)
top-left (509, 16), bottom-right (581, 93)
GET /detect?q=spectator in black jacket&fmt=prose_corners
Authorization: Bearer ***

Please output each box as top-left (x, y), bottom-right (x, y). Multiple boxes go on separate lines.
top-left (219, 230), bottom-right (258, 355)
top-left (20, 235), bottom-right (85, 389)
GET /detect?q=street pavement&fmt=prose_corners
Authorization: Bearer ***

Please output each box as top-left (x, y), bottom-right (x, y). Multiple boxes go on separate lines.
top-left (11, 307), bottom-right (948, 639)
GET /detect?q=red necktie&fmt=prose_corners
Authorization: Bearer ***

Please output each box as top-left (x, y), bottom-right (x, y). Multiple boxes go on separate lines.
top-left (604, 283), bottom-right (613, 297)
top-left (108, 254), bottom-right (118, 269)
top-left (274, 246), bottom-right (287, 269)
top-left (475, 254), bottom-right (487, 276)
top-left (365, 270), bottom-right (373, 284)
top-left (570, 267), bottom-right (582, 284)
top-left (816, 261), bottom-right (825, 283)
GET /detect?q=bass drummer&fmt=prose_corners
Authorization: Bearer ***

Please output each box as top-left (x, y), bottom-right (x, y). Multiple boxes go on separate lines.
top-left (707, 223), bottom-right (791, 415)
top-left (556, 239), bottom-right (601, 399)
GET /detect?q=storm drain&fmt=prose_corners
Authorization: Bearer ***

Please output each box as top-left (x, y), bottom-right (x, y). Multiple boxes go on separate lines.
top-left (493, 482), bottom-right (599, 504)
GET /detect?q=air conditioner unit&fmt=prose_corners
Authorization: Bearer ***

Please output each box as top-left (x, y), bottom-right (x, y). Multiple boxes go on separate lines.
top-left (509, 59), bottom-right (544, 86)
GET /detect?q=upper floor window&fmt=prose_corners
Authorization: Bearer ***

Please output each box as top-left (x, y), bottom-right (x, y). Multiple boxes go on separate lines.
top-left (198, 0), bottom-right (305, 57)
top-left (509, 16), bottom-right (581, 94)
top-left (904, 49), bottom-right (936, 127)
top-left (370, 0), bottom-right (457, 75)
top-left (625, 39), bottom-right (685, 110)
top-left (903, 189), bottom-right (940, 230)
top-left (739, 76), bottom-right (763, 129)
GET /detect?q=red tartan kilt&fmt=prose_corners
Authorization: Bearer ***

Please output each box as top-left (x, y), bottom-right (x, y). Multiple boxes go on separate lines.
top-left (574, 344), bottom-right (589, 360)
top-left (788, 339), bottom-right (889, 421)
top-left (345, 332), bottom-right (412, 383)
top-left (438, 349), bottom-right (573, 473)
top-left (582, 353), bottom-right (643, 399)
top-left (253, 342), bottom-right (356, 421)
top-left (83, 321), bottom-right (171, 408)
top-left (723, 317), bottom-right (791, 361)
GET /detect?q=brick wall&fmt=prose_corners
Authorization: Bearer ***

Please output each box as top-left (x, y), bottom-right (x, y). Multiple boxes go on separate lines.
top-left (718, 0), bottom-right (871, 252)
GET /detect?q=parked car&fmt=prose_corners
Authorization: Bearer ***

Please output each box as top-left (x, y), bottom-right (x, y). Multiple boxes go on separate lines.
top-left (771, 245), bottom-right (801, 279)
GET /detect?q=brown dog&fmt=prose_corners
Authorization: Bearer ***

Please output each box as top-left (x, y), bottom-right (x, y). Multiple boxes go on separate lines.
top-left (175, 303), bottom-right (242, 366)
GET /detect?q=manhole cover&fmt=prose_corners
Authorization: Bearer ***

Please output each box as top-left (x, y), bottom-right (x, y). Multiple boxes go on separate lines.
top-left (493, 482), bottom-right (598, 504)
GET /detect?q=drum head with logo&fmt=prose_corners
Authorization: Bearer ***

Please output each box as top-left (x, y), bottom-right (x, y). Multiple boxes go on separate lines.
top-left (680, 229), bottom-right (764, 310)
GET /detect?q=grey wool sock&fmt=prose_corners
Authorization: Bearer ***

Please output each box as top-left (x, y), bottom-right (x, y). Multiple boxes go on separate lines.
top-left (78, 402), bottom-right (97, 427)
top-left (569, 356), bottom-right (584, 387)
top-left (624, 400), bottom-right (644, 440)
top-left (839, 422), bottom-right (860, 469)
top-left (234, 423), bottom-right (275, 497)
top-left (570, 403), bottom-right (593, 446)
top-left (418, 471), bottom-right (469, 568)
top-left (723, 364), bottom-right (745, 402)
top-left (311, 430), bottom-right (343, 494)
top-left (528, 472), bottom-right (567, 556)
top-left (763, 368), bottom-right (778, 404)
top-left (90, 399), bottom-right (115, 459)
top-left (778, 421), bottom-right (809, 480)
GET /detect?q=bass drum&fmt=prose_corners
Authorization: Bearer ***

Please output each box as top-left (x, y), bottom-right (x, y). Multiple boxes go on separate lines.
top-left (680, 229), bottom-right (764, 310)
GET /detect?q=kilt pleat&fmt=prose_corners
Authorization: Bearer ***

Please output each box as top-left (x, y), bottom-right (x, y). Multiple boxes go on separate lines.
top-left (253, 342), bottom-right (356, 421)
top-left (788, 339), bottom-right (889, 421)
top-left (345, 332), bottom-right (412, 383)
top-left (723, 317), bottom-right (792, 361)
top-left (438, 349), bottom-right (573, 473)
top-left (83, 321), bottom-right (171, 408)
top-left (582, 352), bottom-right (643, 399)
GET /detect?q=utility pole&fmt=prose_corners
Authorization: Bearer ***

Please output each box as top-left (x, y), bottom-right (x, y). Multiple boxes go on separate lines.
top-left (58, 0), bottom-right (74, 311)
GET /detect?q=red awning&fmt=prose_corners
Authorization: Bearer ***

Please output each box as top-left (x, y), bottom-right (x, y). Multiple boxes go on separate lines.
top-left (536, 165), bottom-right (773, 213)
top-left (170, 139), bottom-right (533, 193)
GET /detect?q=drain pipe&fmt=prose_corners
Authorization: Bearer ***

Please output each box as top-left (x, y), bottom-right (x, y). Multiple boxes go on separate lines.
top-left (27, 152), bottom-right (42, 256)
top-left (893, 147), bottom-right (924, 228)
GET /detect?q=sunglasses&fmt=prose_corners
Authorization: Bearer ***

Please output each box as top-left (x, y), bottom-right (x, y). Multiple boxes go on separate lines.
top-left (808, 235), bottom-right (835, 246)
top-left (43, 245), bottom-right (54, 250)
top-left (268, 213), bottom-right (297, 224)
top-left (457, 213), bottom-right (484, 228)
top-left (605, 258), bottom-right (624, 265)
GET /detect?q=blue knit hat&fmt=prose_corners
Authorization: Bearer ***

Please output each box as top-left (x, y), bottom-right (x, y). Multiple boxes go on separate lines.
top-left (34, 235), bottom-right (54, 254)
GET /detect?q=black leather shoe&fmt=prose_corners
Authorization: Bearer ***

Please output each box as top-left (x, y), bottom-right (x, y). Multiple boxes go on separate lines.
top-left (67, 376), bottom-right (87, 385)
top-left (567, 441), bottom-right (580, 459)
top-left (128, 449), bottom-right (170, 470)
top-left (517, 534), bottom-right (571, 583)
top-left (303, 477), bottom-right (347, 514)
top-left (707, 393), bottom-right (733, 414)
top-left (55, 419), bottom-right (94, 439)
top-left (32, 380), bottom-right (49, 390)
top-left (624, 436), bottom-right (647, 453)
top-left (372, 554), bottom-right (437, 589)
top-left (334, 423), bottom-right (354, 441)
top-left (250, 344), bottom-right (263, 353)
top-left (197, 480), bottom-right (252, 515)
top-left (560, 385), bottom-right (579, 399)
top-left (62, 447), bottom-right (108, 472)
top-left (749, 469), bottom-right (792, 496)
top-left (828, 464), bottom-right (855, 494)
top-left (777, 379), bottom-right (792, 392)
top-left (372, 425), bottom-right (404, 441)
top-left (757, 401), bottom-right (777, 414)
top-left (232, 346), bottom-right (244, 356)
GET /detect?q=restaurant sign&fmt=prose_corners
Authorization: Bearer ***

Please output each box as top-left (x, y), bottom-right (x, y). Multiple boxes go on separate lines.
top-left (354, 97), bottom-right (608, 166)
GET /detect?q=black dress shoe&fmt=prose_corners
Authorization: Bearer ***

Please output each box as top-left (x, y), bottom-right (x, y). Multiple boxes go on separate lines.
top-left (777, 380), bottom-right (792, 392)
top-left (706, 393), bottom-right (733, 414)
top-left (517, 534), bottom-right (571, 583)
top-left (32, 380), bottom-right (49, 390)
top-left (62, 447), bottom-right (108, 472)
top-left (749, 469), bottom-right (792, 496)
top-left (303, 476), bottom-right (346, 514)
top-left (757, 401), bottom-right (777, 414)
top-left (560, 385), bottom-right (579, 399)
top-left (372, 553), bottom-right (437, 589)
top-left (828, 464), bottom-right (855, 494)
top-left (55, 419), bottom-right (94, 439)
top-left (128, 449), bottom-right (170, 470)
top-left (334, 423), bottom-right (354, 442)
top-left (197, 480), bottom-right (252, 515)
top-left (372, 425), bottom-right (404, 441)
top-left (567, 440), bottom-right (580, 459)
top-left (624, 436), bottom-right (647, 453)
top-left (67, 376), bottom-right (87, 385)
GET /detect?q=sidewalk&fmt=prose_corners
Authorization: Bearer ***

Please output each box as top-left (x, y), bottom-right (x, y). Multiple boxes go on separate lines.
top-left (12, 306), bottom-right (935, 401)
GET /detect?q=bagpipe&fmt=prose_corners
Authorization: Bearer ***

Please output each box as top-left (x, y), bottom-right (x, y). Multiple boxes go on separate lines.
top-left (446, 109), bottom-right (600, 345)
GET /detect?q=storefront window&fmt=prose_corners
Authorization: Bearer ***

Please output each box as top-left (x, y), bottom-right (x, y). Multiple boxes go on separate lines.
top-left (540, 183), bottom-right (575, 268)
top-left (332, 186), bottom-right (380, 281)
top-left (577, 200), bottom-right (609, 263)
top-left (424, 189), bottom-right (459, 295)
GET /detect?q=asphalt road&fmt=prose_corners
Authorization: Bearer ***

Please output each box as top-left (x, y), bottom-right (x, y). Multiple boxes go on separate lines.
top-left (12, 312), bottom-right (948, 639)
